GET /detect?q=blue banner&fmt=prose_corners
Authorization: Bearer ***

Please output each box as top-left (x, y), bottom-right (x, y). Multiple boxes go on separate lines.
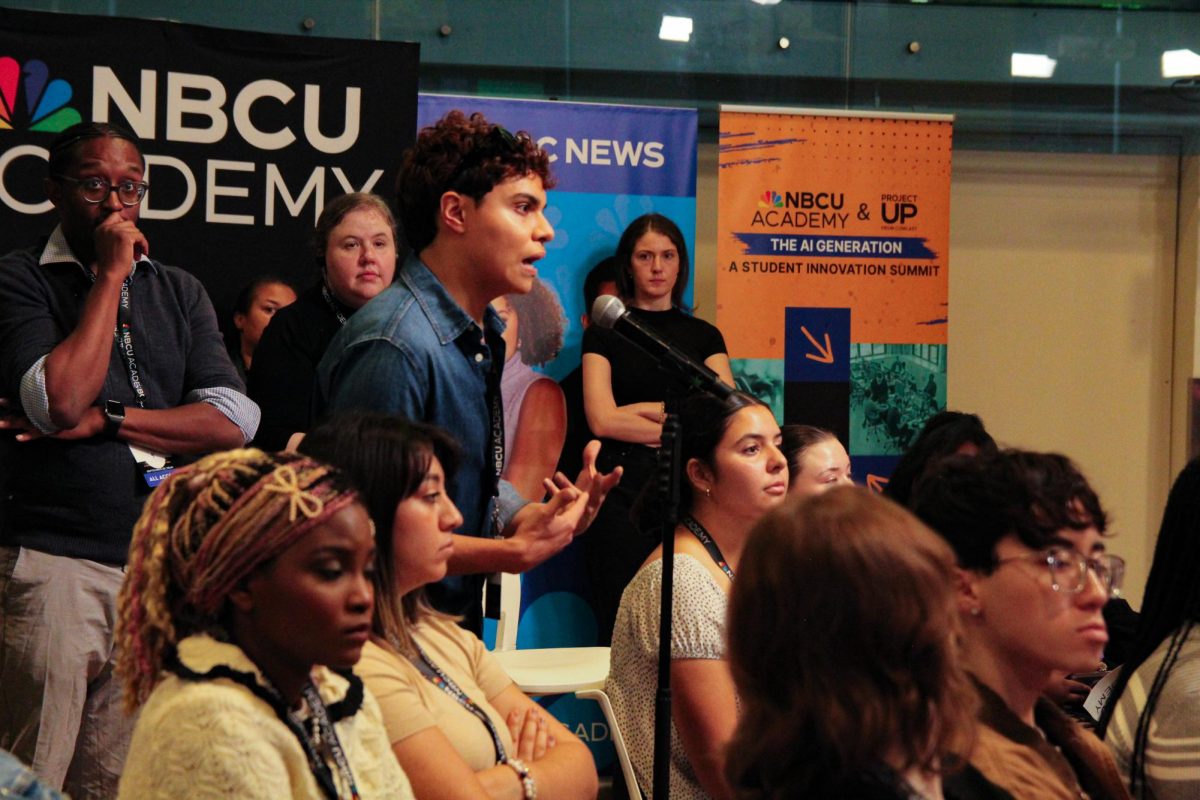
top-left (419, 94), bottom-right (695, 198)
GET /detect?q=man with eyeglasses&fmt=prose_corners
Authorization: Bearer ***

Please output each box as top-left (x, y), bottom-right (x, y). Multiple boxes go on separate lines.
top-left (911, 449), bottom-right (1132, 800)
top-left (316, 110), bottom-right (619, 634)
top-left (0, 121), bottom-right (259, 799)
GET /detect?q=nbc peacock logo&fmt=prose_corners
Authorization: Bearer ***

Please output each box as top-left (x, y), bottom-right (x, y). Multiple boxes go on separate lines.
top-left (758, 190), bottom-right (783, 209)
top-left (0, 56), bottom-right (82, 133)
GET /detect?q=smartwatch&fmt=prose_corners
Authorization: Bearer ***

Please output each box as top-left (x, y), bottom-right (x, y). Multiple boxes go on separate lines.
top-left (103, 400), bottom-right (126, 438)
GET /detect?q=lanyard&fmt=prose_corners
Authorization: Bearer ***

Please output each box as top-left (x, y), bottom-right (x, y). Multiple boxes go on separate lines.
top-left (481, 329), bottom-right (505, 536)
top-left (299, 682), bottom-right (361, 800)
top-left (682, 515), bottom-right (735, 582)
top-left (321, 283), bottom-right (349, 326)
top-left (409, 641), bottom-right (508, 765)
top-left (83, 267), bottom-right (147, 408)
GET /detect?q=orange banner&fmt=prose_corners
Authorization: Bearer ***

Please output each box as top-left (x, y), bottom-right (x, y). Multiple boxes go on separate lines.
top-left (716, 106), bottom-right (953, 467)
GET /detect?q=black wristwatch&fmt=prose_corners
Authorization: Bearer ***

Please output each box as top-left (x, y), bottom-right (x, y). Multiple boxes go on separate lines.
top-left (103, 400), bottom-right (126, 438)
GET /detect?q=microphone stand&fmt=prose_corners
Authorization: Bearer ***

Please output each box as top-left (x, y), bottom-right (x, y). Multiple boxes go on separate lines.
top-left (651, 397), bottom-right (682, 800)
top-left (592, 295), bottom-right (731, 798)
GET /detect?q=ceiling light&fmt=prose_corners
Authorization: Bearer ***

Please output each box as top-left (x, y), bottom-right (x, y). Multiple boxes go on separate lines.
top-left (659, 15), bottom-right (693, 43)
top-left (1163, 49), bottom-right (1200, 79)
top-left (1011, 53), bottom-right (1057, 79)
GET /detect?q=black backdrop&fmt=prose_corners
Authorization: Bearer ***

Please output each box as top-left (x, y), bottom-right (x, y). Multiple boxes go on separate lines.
top-left (0, 7), bottom-right (418, 333)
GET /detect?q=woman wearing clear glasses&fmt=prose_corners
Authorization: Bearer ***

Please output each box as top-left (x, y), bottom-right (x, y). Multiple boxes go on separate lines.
top-left (912, 449), bottom-right (1131, 800)
top-left (1100, 457), bottom-right (1200, 800)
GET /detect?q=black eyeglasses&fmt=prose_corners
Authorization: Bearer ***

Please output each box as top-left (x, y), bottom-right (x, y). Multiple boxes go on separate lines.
top-left (55, 175), bottom-right (149, 206)
top-left (445, 125), bottom-right (528, 190)
top-left (995, 546), bottom-right (1125, 598)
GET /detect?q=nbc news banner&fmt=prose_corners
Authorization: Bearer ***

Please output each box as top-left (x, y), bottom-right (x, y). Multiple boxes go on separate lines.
top-left (716, 105), bottom-right (954, 489)
top-left (0, 7), bottom-right (418, 320)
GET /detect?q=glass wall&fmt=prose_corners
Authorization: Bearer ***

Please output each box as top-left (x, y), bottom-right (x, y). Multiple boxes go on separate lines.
top-left (10, 0), bottom-right (1200, 153)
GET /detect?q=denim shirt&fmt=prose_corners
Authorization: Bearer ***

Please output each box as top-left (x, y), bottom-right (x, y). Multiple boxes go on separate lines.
top-left (0, 749), bottom-right (67, 799)
top-left (315, 255), bottom-right (525, 617)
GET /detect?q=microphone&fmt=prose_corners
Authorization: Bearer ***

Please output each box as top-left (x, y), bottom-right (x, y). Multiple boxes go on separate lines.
top-left (591, 296), bottom-right (732, 400)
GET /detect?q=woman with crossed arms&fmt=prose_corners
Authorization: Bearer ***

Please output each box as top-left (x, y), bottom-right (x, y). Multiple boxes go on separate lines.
top-left (302, 411), bottom-right (598, 800)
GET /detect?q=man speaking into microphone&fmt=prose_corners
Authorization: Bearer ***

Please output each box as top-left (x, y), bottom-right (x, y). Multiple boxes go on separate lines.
top-left (580, 213), bottom-right (734, 645)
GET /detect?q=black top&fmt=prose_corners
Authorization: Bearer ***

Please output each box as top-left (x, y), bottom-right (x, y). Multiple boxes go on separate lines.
top-left (555, 364), bottom-right (589, 479)
top-left (249, 282), bottom-right (350, 451)
top-left (0, 241), bottom-right (244, 563)
top-left (580, 306), bottom-right (727, 407)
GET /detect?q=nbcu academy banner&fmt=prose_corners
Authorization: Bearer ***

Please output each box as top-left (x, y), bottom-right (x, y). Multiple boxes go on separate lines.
top-left (716, 105), bottom-right (954, 487)
top-left (0, 7), bottom-right (418, 320)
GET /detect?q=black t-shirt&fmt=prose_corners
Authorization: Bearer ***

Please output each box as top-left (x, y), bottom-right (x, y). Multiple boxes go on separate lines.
top-left (580, 307), bottom-right (727, 406)
top-left (249, 282), bottom-right (349, 451)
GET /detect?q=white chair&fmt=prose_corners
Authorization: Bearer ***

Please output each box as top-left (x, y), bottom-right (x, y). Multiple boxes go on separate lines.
top-left (484, 571), bottom-right (610, 692)
top-left (575, 688), bottom-right (642, 800)
top-left (482, 573), bottom-right (639, 800)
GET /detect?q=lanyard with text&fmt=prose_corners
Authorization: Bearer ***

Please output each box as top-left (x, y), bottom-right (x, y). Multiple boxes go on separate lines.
top-left (410, 642), bottom-right (508, 765)
top-left (321, 284), bottom-right (349, 326)
top-left (299, 682), bottom-right (361, 800)
top-left (485, 335), bottom-right (505, 537)
top-left (682, 516), bottom-right (736, 582)
top-left (83, 267), bottom-right (147, 409)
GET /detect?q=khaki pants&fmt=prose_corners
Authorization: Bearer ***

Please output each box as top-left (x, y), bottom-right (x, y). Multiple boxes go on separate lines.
top-left (0, 546), bottom-right (134, 800)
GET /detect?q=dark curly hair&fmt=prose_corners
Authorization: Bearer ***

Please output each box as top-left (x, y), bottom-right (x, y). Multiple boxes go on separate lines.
top-left (910, 449), bottom-right (1108, 573)
top-left (506, 278), bottom-right (566, 366)
top-left (396, 111), bottom-right (555, 253)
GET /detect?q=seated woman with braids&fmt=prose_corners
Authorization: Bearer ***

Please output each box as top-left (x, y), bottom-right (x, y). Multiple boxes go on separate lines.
top-left (116, 449), bottom-right (413, 800)
top-left (300, 412), bottom-right (598, 800)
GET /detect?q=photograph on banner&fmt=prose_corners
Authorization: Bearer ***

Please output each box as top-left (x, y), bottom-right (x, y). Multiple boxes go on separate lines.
top-left (716, 105), bottom-right (952, 486)
top-left (0, 6), bottom-right (418, 327)
top-left (851, 343), bottom-right (946, 456)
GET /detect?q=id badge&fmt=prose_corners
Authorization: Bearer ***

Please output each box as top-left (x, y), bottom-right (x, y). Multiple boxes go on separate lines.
top-left (129, 443), bottom-right (175, 487)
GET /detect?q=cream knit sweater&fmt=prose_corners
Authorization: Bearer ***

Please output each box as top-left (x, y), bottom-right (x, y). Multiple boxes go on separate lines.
top-left (118, 634), bottom-right (414, 799)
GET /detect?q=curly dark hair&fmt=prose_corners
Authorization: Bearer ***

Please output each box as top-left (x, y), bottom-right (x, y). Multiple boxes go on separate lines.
top-left (505, 278), bottom-right (566, 366)
top-left (396, 111), bottom-right (555, 253)
top-left (910, 449), bottom-right (1108, 573)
